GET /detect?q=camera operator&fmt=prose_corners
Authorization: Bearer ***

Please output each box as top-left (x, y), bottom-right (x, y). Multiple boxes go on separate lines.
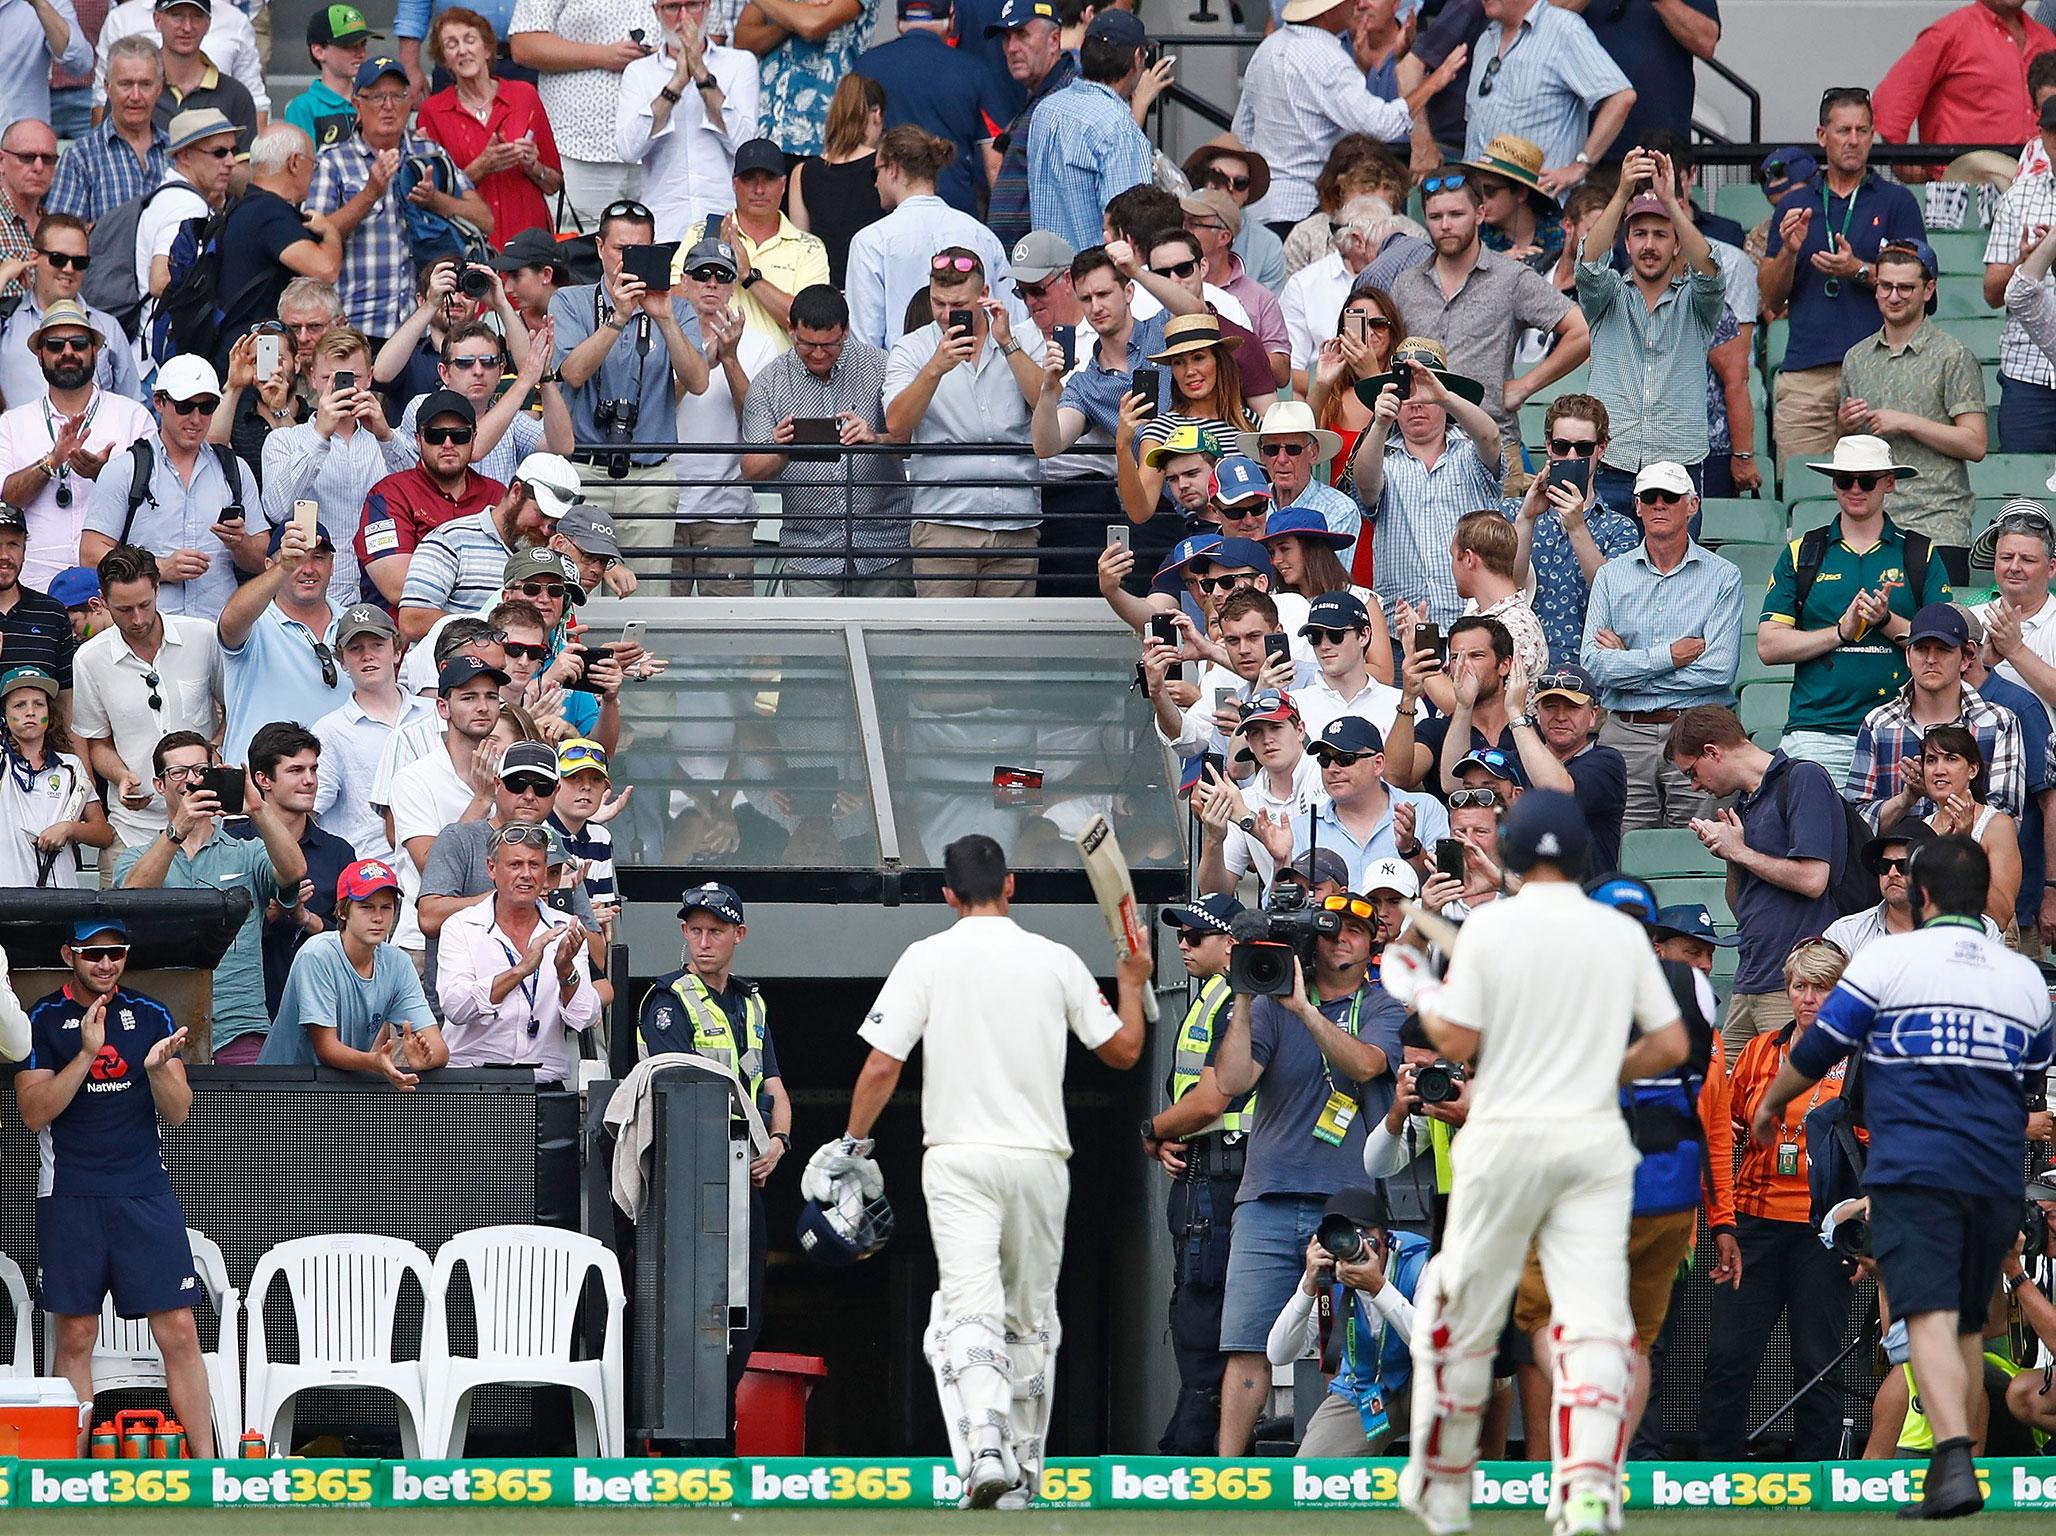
top-left (2000, 1184), bottom-right (2056, 1438)
top-left (1752, 837), bottom-right (2053, 1519)
top-left (1211, 883), bottom-right (1403, 1454)
top-left (1266, 1187), bottom-right (1430, 1457)
top-left (374, 256), bottom-right (529, 402)
top-left (1141, 893), bottom-right (1251, 1456)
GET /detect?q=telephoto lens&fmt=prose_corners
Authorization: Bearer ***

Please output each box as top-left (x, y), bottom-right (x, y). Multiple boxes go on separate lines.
top-left (460, 266), bottom-right (493, 299)
top-left (1831, 1217), bottom-right (1871, 1259)
top-left (1316, 1213), bottom-right (1365, 1263)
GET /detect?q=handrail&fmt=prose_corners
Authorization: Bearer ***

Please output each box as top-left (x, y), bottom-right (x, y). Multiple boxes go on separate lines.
top-left (1696, 54), bottom-right (1762, 145)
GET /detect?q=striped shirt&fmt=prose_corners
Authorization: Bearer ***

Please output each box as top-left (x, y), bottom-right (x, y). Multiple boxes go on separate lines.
top-left (1995, 175), bottom-right (2056, 387)
top-left (307, 131), bottom-right (476, 340)
top-left (1845, 681), bottom-right (2026, 828)
top-left (1579, 539), bottom-right (1742, 711)
top-left (1363, 425), bottom-right (1504, 627)
top-left (398, 508), bottom-right (517, 620)
top-left (45, 121), bottom-right (170, 225)
top-left (1575, 261), bottom-right (1727, 471)
top-left (989, 51), bottom-right (1077, 247)
top-left (1463, 0), bottom-right (1631, 170)
top-left (1232, 23), bottom-right (1412, 226)
top-left (1025, 79), bottom-right (1155, 254)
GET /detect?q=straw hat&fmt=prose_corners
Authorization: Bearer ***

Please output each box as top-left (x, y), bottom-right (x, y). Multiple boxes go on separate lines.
top-left (1147, 313), bottom-right (1231, 363)
top-left (1457, 133), bottom-right (1554, 206)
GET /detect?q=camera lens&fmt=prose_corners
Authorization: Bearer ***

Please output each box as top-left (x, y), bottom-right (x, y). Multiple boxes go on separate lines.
top-left (1416, 1064), bottom-right (1456, 1104)
top-left (1316, 1215), bottom-right (1364, 1263)
top-left (1832, 1218), bottom-right (1871, 1258)
top-left (460, 266), bottom-right (492, 299)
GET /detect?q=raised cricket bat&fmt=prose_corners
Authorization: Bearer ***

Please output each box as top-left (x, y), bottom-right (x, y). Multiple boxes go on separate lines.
top-left (1076, 813), bottom-right (1159, 1022)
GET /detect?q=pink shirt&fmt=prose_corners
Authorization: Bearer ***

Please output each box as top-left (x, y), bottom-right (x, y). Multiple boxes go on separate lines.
top-left (1875, 2), bottom-right (2056, 164)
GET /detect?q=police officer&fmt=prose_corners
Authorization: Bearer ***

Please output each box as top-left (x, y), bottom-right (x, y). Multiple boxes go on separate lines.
top-left (1141, 892), bottom-right (1250, 1455)
top-left (637, 880), bottom-right (792, 1435)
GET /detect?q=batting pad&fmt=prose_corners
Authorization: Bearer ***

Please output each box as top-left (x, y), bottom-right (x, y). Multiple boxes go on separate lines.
top-left (1406, 1256), bottom-right (1496, 1484)
top-left (923, 1294), bottom-right (1014, 1482)
top-left (1549, 1324), bottom-right (1637, 1525)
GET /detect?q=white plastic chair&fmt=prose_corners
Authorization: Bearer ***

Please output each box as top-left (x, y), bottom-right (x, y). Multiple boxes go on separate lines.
top-left (0, 1252), bottom-right (30, 1377)
top-left (243, 1234), bottom-right (437, 1456)
top-left (426, 1225), bottom-right (624, 1457)
top-left (35, 1229), bottom-right (241, 1442)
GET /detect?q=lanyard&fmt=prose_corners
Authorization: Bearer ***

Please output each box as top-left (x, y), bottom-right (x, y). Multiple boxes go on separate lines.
top-left (1819, 178), bottom-right (1862, 297)
top-left (40, 390), bottom-right (98, 503)
top-left (1773, 1039), bottom-right (1832, 1141)
top-left (1308, 983), bottom-right (1365, 1093)
top-left (493, 933), bottom-right (542, 1034)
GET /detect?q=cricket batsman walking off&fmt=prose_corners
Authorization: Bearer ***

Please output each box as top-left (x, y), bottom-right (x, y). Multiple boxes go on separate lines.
top-left (808, 835), bottom-right (1153, 1508)
top-left (1382, 793), bottom-right (1688, 1536)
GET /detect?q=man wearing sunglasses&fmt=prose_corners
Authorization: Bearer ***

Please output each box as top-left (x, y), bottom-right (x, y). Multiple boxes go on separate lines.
top-left (1758, 434), bottom-right (1952, 785)
top-left (1504, 393), bottom-right (1640, 670)
top-left (1823, 817), bottom-right (2002, 957)
top-left (1530, 662), bottom-right (1627, 873)
top-left (0, 215), bottom-right (143, 410)
top-left (1195, 688), bottom-right (1320, 896)
top-left (396, 448), bottom-right (575, 641)
top-left (356, 388), bottom-right (505, 605)
top-left (1262, 715), bottom-right (1447, 894)
top-left (135, 109), bottom-right (242, 371)
top-left (1251, 400), bottom-right (1357, 567)
top-left (1294, 591), bottom-right (1405, 746)
top-left (216, 515), bottom-right (351, 767)
top-left (19, 913), bottom-right (217, 1458)
top-left (671, 234), bottom-right (774, 597)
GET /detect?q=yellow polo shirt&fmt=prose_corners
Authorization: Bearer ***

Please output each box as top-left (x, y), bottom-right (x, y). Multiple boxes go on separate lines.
top-left (675, 212), bottom-right (828, 354)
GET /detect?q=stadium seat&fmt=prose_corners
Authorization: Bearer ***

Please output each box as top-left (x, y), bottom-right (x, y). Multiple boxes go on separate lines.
top-left (1953, 317), bottom-right (2005, 364)
top-left (1735, 647), bottom-right (1793, 689)
top-left (1740, 681), bottom-right (1792, 746)
top-left (1969, 453), bottom-right (2050, 499)
top-left (1928, 228), bottom-right (1991, 275)
top-left (1787, 497), bottom-right (1837, 536)
top-left (37, 1229), bottom-right (241, 1445)
top-left (0, 1252), bottom-right (28, 1378)
top-left (1621, 827), bottom-right (1724, 879)
top-left (1711, 943), bottom-right (1739, 1009)
top-left (1648, 877), bottom-right (1733, 927)
top-left (1933, 281), bottom-right (1992, 319)
top-left (1698, 497), bottom-right (1784, 546)
top-left (425, 1225), bottom-right (626, 1459)
top-left (1714, 181), bottom-right (1770, 230)
top-left (1723, 543), bottom-right (1783, 599)
top-left (245, 1234), bottom-right (437, 1457)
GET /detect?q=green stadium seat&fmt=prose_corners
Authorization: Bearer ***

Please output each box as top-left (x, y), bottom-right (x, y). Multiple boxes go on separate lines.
top-left (1621, 828), bottom-right (1725, 879)
top-left (1970, 454), bottom-right (2049, 499)
top-left (1723, 543), bottom-right (1783, 599)
top-left (1524, 364), bottom-right (1589, 409)
top-left (1714, 181), bottom-right (1771, 230)
top-left (1953, 317), bottom-right (2005, 363)
top-left (1764, 320), bottom-right (1787, 375)
top-left (1934, 281), bottom-right (1993, 319)
top-left (1699, 498), bottom-right (1785, 546)
top-left (1735, 647), bottom-right (1792, 689)
top-left (1928, 228), bottom-right (1991, 275)
top-left (1740, 681), bottom-right (1792, 745)
top-left (1982, 361), bottom-right (2001, 403)
top-left (1787, 497), bottom-right (1837, 536)
top-left (1648, 877), bottom-right (1734, 928)
top-left (1711, 943), bottom-right (1739, 1009)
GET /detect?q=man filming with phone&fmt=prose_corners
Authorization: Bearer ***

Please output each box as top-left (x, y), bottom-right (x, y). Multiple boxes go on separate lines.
top-left (116, 729), bottom-right (309, 1063)
top-left (1503, 395), bottom-right (1640, 671)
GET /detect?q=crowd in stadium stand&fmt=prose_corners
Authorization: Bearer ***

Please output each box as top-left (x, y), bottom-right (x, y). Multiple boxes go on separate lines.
top-left (0, 0), bottom-right (2052, 1466)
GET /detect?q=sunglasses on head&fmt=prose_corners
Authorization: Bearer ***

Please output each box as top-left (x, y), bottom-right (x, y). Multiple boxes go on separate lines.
top-left (1549, 437), bottom-right (1597, 458)
top-left (931, 253), bottom-right (978, 273)
top-left (1447, 788), bottom-right (1500, 809)
top-left (1151, 257), bottom-right (1199, 280)
top-left (1995, 509), bottom-right (2055, 539)
top-left (501, 775), bottom-right (557, 797)
top-left (35, 249), bottom-right (87, 271)
top-left (421, 424), bottom-right (475, 445)
top-left (1322, 894), bottom-right (1376, 919)
top-left (1420, 172), bottom-right (1468, 194)
top-left (490, 821), bottom-right (552, 850)
top-left (1257, 440), bottom-right (1306, 457)
top-left (1832, 472), bottom-right (1882, 492)
top-left (159, 395), bottom-right (218, 415)
top-left (1636, 488), bottom-right (1684, 506)
top-left (560, 743), bottom-right (608, 770)
top-left (502, 640), bottom-right (548, 661)
top-left (1820, 86), bottom-right (1872, 109)
top-left (601, 198), bottom-right (654, 222)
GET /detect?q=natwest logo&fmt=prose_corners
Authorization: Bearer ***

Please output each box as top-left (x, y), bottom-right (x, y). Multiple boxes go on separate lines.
top-left (87, 1045), bottom-right (126, 1081)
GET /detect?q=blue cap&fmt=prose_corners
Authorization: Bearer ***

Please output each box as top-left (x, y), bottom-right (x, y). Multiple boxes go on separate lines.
top-left (1500, 788), bottom-right (1588, 877)
top-left (1585, 873), bottom-right (1659, 927)
top-left (1652, 903), bottom-right (1740, 947)
top-left (1455, 745), bottom-right (1526, 786)
top-left (984, 0), bottom-right (1056, 32)
top-left (1082, 6), bottom-right (1145, 48)
top-left (1906, 601), bottom-right (1969, 649)
top-left (1261, 506), bottom-right (1351, 547)
top-left (1213, 455), bottom-right (1272, 506)
top-left (70, 913), bottom-right (127, 942)
top-left (1760, 146), bottom-right (1817, 188)
top-left (1159, 893), bottom-right (1244, 936)
top-left (1150, 531), bottom-right (1222, 593)
top-left (352, 54), bottom-right (408, 91)
top-left (1300, 590), bottom-right (1369, 633)
top-left (1283, 847), bottom-right (1351, 888)
top-left (1195, 536), bottom-right (1273, 576)
top-left (678, 880), bottom-right (745, 925)
top-left (1532, 663), bottom-right (1597, 703)
top-left (1311, 716), bottom-right (1384, 758)
top-left (47, 565), bottom-right (98, 608)
top-left (267, 519), bottom-right (334, 556)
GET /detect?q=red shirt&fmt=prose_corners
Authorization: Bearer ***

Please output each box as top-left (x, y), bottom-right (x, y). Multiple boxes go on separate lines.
top-left (1875, 1), bottom-right (2056, 169)
top-left (356, 465), bottom-right (505, 573)
top-left (415, 79), bottom-right (563, 250)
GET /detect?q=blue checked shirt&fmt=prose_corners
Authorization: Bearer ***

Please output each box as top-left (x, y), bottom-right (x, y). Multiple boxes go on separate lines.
top-left (307, 131), bottom-right (476, 340)
top-left (1579, 540), bottom-right (1742, 711)
top-left (1845, 682), bottom-right (2026, 830)
top-left (1463, 0), bottom-right (1631, 171)
top-left (46, 123), bottom-right (170, 225)
top-left (1499, 491), bottom-right (1641, 669)
top-left (1025, 79), bottom-right (1155, 254)
top-left (1362, 426), bottom-right (1503, 628)
top-left (1575, 261), bottom-right (1727, 472)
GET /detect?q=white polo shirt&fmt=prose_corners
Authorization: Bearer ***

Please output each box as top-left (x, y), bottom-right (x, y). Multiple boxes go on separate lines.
top-left (312, 691), bottom-right (438, 859)
top-left (386, 741), bottom-right (475, 953)
top-left (1980, 592), bottom-right (2056, 727)
top-left (1220, 751), bottom-right (1322, 886)
top-left (1294, 670), bottom-right (1409, 745)
top-left (69, 615), bottom-right (223, 846)
top-left (858, 914), bottom-right (1119, 1155)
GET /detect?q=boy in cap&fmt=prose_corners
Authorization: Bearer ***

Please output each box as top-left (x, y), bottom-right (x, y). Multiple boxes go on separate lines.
top-left (549, 737), bottom-right (621, 920)
top-left (287, 4), bottom-right (379, 149)
top-left (311, 602), bottom-right (433, 860)
top-left (1195, 687), bottom-right (1320, 896)
top-left (19, 914), bottom-right (216, 1455)
top-left (48, 565), bottom-right (105, 642)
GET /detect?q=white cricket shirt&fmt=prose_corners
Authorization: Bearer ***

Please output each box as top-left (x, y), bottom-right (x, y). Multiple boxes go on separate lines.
top-left (1433, 880), bottom-right (1679, 1123)
top-left (858, 914), bottom-right (1121, 1156)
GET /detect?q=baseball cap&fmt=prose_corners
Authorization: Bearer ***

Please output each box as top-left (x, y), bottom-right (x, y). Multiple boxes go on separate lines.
top-left (499, 740), bottom-right (561, 785)
top-left (1237, 686), bottom-right (1299, 726)
top-left (47, 565), bottom-right (98, 608)
top-left (418, 387), bottom-right (477, 428)
top-left (0, 502), bottom-right (23, 532)
top-left (985, 0), bottom-right (1057, 33)
top-left (1083, 7), bottom-right (1145, 48)
top-left (1180, 187), bottom-right (1243, 238)
top-left (1586, 873), bottom-right (1659, 927)
top-left (1151, 531), bottom-right (1221, 591)
top-left (1455, 746), bottom-right (1524, 785)
top-left (153, 354), bottom-right (221, 402)
top-left (70, 913), bottom-right (128, 942)
top-left (1321, 1185), bottom-right (1391, 1231)
top-left (1285, 847), bottom-right (1351, 888)
top-left (1651, 903), bottom-right (1740, 948)
top-left (336, 858), bottom-right (403, 902)
top-left (504, 547), bottom-right (581, 589)
top-left (1310, 716), bottom-right (1384, 759)
top-left (1633, 460), bottom-right (1694, 498)
top-left (516, 452), bottom-right (584, 519)
top-left (438, 654), bottom-right (509, 692)
top-left (678, 880), bottom-right (745, 924)
top-left (1360, 859), bottom-right (1417, 899)
top-left (1158, 892), bottom-right (1243, 936)
top-left (558, 737), bottom-right (610, 779)
top-left (1141, 422), bottom-right (1225, 468)
top-left (1197, 535), bottom-right (1273, 576)
top-left (308, 3), bottom-right (379, 45)
top-left (266, 518), bottom-right (334, 555)
top-left (0, 665), bottom-right (57, 700)
top-left (1008, 230), bottom-right (1074, 285)
top-left (1906, 601), bottom-right (1970, 648)
top-left (1213, 455), bottom-right (1271, 506)
top-left (1760, 146), bottom-right (1817, 188)
top-left (1622, 192), bottom-right (1670, 226)
top-left (491, 227), bottom-right (575, 280)
top-left (1532, 663), bottom-right (1596, 704)
top-left (334, 603), bottom-right (397, 645)
top-left (353, 55), bottom-right (409, 92)
top-left (557, 505), bottom-right (622, 561)
top-left (153, 0), bottom-right (208, 11)
top-left (1300, 591), bottom-right (1369, 634)
top-left (733, 137), bottom-right (786, 179)
top-left (898, 0), bottom-right (950, 16)
top-left (1499, 788), bottom-right (1588, 877)
top-left (681, 235), bottom-right (739, 281)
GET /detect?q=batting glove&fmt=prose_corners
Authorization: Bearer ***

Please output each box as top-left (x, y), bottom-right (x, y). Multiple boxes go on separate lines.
top-left (1380, 944), bottom-right (1443, 1018)
top-left (802, 1135), bottom-right (882, 1203)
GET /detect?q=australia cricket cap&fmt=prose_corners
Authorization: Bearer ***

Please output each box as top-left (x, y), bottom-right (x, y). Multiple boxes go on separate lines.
top-left (336, 858), bottom-right (402, 902)
top-left (308, 3), bottom-right (379, 45)
top-left (679, 880), bottom-right (745, 924)
top-left (1499, 788), bottom-right (1588, 876)
top-left (1159, 892), bottom-right (1243, 936)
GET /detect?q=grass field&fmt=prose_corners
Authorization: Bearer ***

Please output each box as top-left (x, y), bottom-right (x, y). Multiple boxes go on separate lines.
top-left (10, 1514), bottom-right (2056, 1534)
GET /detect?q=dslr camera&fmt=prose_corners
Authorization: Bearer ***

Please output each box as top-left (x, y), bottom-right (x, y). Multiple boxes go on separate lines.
top-left (595, 397), bottom-right (640, 479)
top-left (1316, 1212), bottom-right (1368, 1263)
top-left (1414, 1060), bottom-right (1466, 1105)
top-left (1227, 885), bottom-right (1340, 997)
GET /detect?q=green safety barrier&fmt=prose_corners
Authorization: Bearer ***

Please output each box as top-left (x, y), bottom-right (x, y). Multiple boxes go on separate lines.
top-left (6, 1456), bottom-right (2056, 1511)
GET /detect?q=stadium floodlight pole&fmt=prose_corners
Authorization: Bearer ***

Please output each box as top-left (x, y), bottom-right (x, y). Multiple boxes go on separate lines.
top-left (1742, 1316), bottom-right (1877, 1447)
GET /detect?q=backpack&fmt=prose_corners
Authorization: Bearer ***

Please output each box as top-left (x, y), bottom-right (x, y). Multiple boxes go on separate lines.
top-left (117, 439), bottom-right (244, 546)
top-left (1788, 523), bottom-right (1934, 623)
top-left (1776, 757), bottom-right (1880, 915)
top-left (149, 197), bottom-right (271, 363)
top-left (81, 182), bottom-right (183, 339)
top-left (395, 145), bottom-right (491, 271)
top-left (1805, 1058), bottom-right (1867, 1229)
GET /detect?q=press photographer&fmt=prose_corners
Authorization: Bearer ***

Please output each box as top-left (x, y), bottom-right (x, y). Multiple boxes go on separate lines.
top-left (1210, 882), bottom-right (1403, 1455)
top-left (1265, 1187), bottom-right (1429, 1457)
